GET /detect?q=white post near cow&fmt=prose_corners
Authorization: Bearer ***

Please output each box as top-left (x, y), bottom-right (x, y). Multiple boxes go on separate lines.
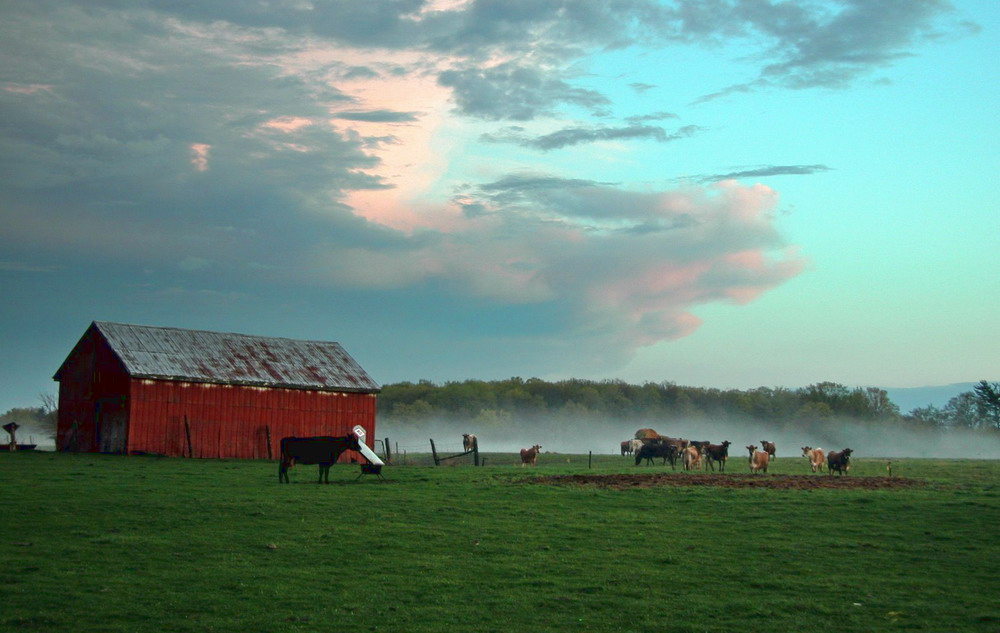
top-left (353, 425), bottom-right (385, 466)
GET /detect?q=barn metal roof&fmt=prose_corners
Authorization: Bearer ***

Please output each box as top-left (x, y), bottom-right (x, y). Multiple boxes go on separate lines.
top-left (80, 321), bottom-right (380, 393)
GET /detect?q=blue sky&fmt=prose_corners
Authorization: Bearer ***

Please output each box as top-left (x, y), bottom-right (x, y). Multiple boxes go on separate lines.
top-left (1, 0), bottom-right (997, 413)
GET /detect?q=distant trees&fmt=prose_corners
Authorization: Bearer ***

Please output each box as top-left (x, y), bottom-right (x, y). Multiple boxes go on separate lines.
top-left (973, 381), bottom-right (1000, 430)
top-left (378, 378), bottom-right (907, 428)
top-left (1, 397), bottom-right (57, 441)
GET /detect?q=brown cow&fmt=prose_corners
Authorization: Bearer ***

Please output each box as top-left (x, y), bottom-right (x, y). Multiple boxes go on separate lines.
top-left (827, 448), bottom-right (853, 475)
top-left (760, 440), bottom-right (776, 460)
top-left (746, 444), bottom-right (769, 474)
top-left (704, 441), bottom-right (732, 472)
top-left (801, 446), bottom-right (825, 473)
top-left (520, 445), bottom-right (541, 466)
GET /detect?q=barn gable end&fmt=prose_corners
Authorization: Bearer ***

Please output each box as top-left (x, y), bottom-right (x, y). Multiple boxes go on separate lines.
top-left (54, 322), bottom-right (380, 459)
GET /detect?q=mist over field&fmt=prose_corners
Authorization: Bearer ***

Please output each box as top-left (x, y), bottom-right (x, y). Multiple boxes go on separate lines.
top-left (381, 416), bottom-right (1000, 461)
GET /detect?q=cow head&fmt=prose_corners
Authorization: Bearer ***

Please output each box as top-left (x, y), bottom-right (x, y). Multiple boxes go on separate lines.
top-left (746, 445), bottom-right (757, 456)
top-left (347, 432), bottom-right (362, 451)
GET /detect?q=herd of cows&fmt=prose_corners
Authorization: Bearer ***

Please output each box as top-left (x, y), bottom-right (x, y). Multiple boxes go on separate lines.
top-left (618, 430), bottom-right (855, 475)
top-left (274, 430), bottom-right (855, 483)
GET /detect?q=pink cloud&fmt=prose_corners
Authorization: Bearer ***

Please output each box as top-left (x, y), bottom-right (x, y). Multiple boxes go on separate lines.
top-left (190, 143), bottom-right (210, 171)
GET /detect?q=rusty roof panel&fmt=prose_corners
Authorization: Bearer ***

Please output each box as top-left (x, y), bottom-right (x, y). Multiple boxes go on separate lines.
top-left (93, 321), bottom-right (380, 393)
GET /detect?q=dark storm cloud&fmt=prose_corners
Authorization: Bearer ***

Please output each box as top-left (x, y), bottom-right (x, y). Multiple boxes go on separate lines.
top-left (698, 164), bottom-right (834, 183)
top-left (482, 123), bottom-right (702, 150)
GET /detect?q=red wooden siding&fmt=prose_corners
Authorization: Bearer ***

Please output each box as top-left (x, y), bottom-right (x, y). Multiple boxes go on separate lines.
top-left (128, 379), bottom-right (377, 460)
top-left (55, 329), bottom-right (131, 453)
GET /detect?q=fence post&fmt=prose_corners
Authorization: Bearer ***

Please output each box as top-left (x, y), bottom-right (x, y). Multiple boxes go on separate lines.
top-left (473, 436), bottom-right (480, 466)
top-left (184, 415), bottom-right (194, 458)
top-left (589, 451), bottom-right (592, 469)
top-left (430, 438), bottom-right (440, 466)
top-left (383, 437), bottom-right (392, 464)
top-left (265, 425), bottom-right (272, 460)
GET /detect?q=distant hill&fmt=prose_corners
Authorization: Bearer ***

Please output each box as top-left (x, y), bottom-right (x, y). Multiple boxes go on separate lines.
top-left (882, 383), bottom-right (981, 414)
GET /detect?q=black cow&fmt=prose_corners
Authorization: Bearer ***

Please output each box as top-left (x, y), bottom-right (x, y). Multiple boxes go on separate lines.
top-left (635, 441), bottom-right (679, 468)
top-left (827, 448), bottom-right (853, 476)
top-left (704, 441), bottom-right (732, 472)
top-left (278, 434), bottom-right (362, 483)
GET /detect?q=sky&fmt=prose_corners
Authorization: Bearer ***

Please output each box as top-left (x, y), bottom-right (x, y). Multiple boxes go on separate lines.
top-left (1, 0), bottom-right (998, 414)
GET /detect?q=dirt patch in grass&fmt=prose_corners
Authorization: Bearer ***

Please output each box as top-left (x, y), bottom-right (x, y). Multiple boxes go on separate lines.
top-left (532, 473), bottom-right (925, 490)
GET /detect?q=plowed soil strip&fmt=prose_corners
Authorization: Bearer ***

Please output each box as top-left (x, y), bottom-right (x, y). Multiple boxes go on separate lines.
top-left (532, 473), bottom-right (924, 490)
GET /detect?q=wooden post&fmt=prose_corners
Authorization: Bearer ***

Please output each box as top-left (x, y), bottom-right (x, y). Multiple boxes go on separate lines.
top-left (265, 425), bottom-right (273, 460)
top-left (384, 437), bottom-right (392, 464)
top-left (589, 451), bottom-right (592, 469)
top-left (473, 436), bottom-right (480, 466)
top-left (184, 416), bottom-right (194, 458)
top-left (430, 438), bottom-right (440, 466)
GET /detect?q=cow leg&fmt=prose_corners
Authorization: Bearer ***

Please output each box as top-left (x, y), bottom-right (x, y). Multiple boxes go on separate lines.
top-left (278, 462), bottom-right (289, 483)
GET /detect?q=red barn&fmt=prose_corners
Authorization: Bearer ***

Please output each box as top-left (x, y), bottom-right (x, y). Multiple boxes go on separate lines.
top-left (53, 321), bottom-right (380, 460)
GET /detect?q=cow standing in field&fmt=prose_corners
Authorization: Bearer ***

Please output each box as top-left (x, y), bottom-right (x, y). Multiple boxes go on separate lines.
top-left (746, 445), bottom-right (769, 474)
top-left (278, 434), bottom-right (362, 484)
top-left (801, 446), bottom-right (825, 473)
top-left (520, 445), bottom-right (541, 466)
top-left (620, 440), bottom-right (632, 456)
top-left (704, 441), bottom-right (732, 472)
top-left (760, 440), bottom-right (776, 460)
top-left (463, 434), bottom-right (477, 452)
top-left (682, 445), bottom-right (702, 471)
top-left (827, 448), bottom-right (853, 475)
top-left (635, 441), bottom-right (678, 468)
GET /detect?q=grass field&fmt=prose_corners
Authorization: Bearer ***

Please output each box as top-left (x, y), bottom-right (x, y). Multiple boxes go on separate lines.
top-left (2, 451), bottom-right (998, 633)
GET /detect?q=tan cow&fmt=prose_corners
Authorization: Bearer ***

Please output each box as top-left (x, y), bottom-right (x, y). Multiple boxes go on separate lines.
top-left (520, 445), bottom-right (541, 466)
top-left (463, 433), bottom-right (477, 452)
top-left (801, 446), bottom-right (825, 473)
top-left (746, 444), bottom-right (769, 474)
top-left (682, 445), bottom-right (702, 470)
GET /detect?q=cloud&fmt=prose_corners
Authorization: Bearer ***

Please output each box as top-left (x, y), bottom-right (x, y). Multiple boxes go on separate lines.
top-left (0, 0), bottom-right (966, 378)
top-left (0, 261), bottom-right (58, 273)
top-left (629, 82), bottom-right (657, 93)
top-left (482, 124), bottom-right (702, 151)
top-left (690, 0), bottom-right (974, 100)
top-left (697, 165), bottom-right (834, 183)
top-left (302, 177), bottom-right (806, 370)
top-left (625, 111), bottom-right (679, 124)
top-left (333, 110), bottom-right (421, 123)
top-left (438, 63), bottom-right (610, 120)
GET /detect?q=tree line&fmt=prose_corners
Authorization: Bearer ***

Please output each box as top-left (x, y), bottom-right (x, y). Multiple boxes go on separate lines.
top-left (378, 378), bottom-right (1000, 431)
top-left (4, 380), bottom-right (998, 441)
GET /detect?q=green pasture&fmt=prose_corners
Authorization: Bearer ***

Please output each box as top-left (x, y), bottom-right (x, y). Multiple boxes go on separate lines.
top-left (2, 451), bottom-right (998, 633)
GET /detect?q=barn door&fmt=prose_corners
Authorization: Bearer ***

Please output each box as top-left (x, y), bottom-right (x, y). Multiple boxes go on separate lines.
top-left (96, 398), bottom-right (128, 454)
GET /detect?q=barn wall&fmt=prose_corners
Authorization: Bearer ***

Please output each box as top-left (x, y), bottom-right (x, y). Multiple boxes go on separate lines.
top-left (55, 329), bottom-right (131, 453)
top-left (128, 379), bottom-right (377, 460)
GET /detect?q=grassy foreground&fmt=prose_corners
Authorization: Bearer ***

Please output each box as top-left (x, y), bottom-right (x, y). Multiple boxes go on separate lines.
top-left (2, 451), bottom-right (998, 633)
